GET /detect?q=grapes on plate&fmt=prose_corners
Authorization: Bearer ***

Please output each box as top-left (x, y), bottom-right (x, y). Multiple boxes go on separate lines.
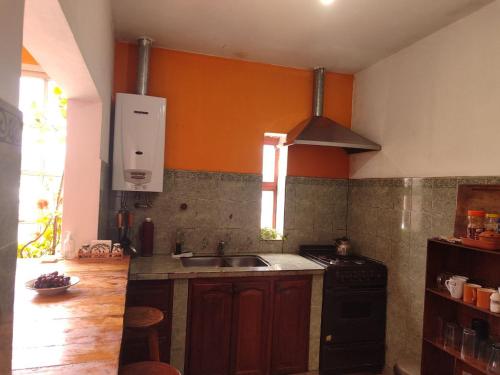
top-left (33, 271), bottom-right (71, 289)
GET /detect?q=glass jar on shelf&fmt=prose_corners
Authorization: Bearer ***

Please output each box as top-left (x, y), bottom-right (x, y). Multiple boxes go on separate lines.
top-left (485, 213), bottom-right (499, 232)
top-left (467, 210), bottom-right (485, 240)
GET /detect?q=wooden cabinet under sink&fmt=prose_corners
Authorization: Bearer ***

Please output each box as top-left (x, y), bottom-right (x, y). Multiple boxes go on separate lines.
top-left (185, 275), bottom-right (311, 375)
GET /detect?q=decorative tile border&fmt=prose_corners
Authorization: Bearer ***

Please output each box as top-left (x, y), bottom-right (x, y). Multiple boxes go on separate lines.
top-left (348, 177), bottom-right (410, 187)
top-left (287, 175), bottom-right (348, 187)
top-left (166, 169), bottom-right (262, 183)
top-left (0, 98), bottom-right (22, 146)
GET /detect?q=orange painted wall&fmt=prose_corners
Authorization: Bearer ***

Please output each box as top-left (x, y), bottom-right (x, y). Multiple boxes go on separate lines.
top-left (113, 42), bottom-right (352, 178)
top-left (22, 47), bottom-right (38, 65)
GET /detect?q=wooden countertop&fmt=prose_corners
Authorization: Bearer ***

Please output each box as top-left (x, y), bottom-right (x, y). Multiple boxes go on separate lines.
top-left (12, 257), bottom-right (130, 374)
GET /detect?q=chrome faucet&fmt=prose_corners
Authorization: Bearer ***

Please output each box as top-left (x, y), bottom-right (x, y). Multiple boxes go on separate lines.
top-left (217, 241), bottom-right (225, 257)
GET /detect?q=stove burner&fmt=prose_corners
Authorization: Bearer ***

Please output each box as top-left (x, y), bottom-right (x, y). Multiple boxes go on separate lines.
top-left (310, 253), bottom-right (367, 267)
top-left (299, 244), bottom-right (387, 289)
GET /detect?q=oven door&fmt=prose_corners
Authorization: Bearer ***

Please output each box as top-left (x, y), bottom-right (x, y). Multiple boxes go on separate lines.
top-left (322, 287), bottom-right (386, 345)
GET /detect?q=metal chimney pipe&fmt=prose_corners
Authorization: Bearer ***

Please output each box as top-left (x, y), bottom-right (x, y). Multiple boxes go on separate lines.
top-left (136, 37), bottom-right (153, 95)
top-left (312, 67), bottom-right (325, 117)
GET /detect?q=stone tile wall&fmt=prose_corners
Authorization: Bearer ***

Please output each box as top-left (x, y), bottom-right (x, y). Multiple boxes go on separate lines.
top-left (105, 170), bottom-right (348, 255)
top-left (347, 176), bottom-right (500, 370)
top-left (0, 98), bottom-right (23, 374)
top-left (284, 176), bottom-right (348, 252)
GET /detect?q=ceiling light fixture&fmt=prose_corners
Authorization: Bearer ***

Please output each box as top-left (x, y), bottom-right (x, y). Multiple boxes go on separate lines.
top-left (320, 0), bottom-right (335, 5)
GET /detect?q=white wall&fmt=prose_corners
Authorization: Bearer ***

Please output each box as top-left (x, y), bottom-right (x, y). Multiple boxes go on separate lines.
top-left (0, 1), bottom-right (24, 372)
top-left (0, 0), bottom-right (24, 106)
top-left (350, 0), bottom-right (500, 178)
top-left (62, 100), bottom-right (102, 248)
top-left (58, 0), bottom-right (115, 162)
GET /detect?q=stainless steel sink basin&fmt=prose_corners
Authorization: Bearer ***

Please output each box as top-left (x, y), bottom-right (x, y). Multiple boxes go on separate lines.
top-left (181, 256), bottom-right (226, 267)
top-left (181, 255), bottom-right (269, 268)
top-left (223, 255), bottom-right (269, 267)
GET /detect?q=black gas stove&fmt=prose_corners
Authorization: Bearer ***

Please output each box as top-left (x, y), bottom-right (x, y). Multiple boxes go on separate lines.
top-left (300, 245), bottom-right (387, 375)
top-left (301, 245), bottom-right (387, 289)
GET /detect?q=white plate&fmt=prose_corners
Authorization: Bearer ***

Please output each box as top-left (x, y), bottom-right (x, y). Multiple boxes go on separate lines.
top-left (25, 276), bottom-right (80, 295)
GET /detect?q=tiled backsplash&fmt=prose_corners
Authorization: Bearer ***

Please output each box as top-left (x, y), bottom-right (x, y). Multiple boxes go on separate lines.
top-left (102, 165), bottom-right (500, 369)
top-left (284, 176), bottom-right (348, 251)
top-left (347, 176), bottom-right (500, 369)
top-left (104, 170), bottom-right (348, 255)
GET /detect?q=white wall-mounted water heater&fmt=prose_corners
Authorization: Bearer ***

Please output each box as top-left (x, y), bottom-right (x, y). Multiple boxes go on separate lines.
top-left (112, 92), bottom-right (166, 192)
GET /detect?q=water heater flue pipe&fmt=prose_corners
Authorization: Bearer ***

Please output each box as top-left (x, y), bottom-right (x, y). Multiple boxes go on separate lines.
top-left (136, 37), bottom-right (153, 95)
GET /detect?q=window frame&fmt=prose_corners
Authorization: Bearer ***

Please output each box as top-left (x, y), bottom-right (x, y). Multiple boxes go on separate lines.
top-left (262, 136), bottom-right (280, 229)
top-left (18, 70), bottom-right (65, 244)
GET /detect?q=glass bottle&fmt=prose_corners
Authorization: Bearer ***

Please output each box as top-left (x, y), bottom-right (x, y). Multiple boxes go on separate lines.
top-left (488, 343), bottom-right (500, 374)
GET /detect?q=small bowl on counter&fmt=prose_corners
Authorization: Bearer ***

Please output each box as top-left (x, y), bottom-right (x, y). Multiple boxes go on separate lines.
top-left (25, 272), bottom-right (80, 296)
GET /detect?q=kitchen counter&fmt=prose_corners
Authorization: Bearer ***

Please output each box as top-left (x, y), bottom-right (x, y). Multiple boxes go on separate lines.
top-left (129, 253), bottom-right (324, 372)
top-left (129, 253), bottom-right (324, 280)
top-left (12, 257), bottom-right (130, 374)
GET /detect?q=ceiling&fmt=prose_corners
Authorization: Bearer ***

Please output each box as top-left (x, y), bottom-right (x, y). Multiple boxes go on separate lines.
top-left (112, 0), bottom-right (493, 73)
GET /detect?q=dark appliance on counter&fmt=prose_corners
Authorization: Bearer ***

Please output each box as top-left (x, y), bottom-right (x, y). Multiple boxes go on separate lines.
top-left (300, 245), bottom-right (387, 374)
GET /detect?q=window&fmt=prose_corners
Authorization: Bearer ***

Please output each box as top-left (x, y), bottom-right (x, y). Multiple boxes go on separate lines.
top-left (260, 133), bottom-right (287, 238)
top-left (17, 71), bottom-right (67, 257)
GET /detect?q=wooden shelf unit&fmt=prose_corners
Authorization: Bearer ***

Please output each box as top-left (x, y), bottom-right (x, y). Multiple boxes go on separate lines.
top-left (426, 288), bottom-right (500, 319)
top-left (422, 239), bottom-right (500, 375)
top-left (424, 338), bottom-right (488, 374)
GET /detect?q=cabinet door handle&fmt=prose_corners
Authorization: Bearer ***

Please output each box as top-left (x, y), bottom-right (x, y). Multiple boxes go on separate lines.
top-left (325, 334), bottom-right (333, 343)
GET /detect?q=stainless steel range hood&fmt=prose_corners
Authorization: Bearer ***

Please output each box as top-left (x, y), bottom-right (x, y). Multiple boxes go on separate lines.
top-left (286, 67), bottom-right (381, 154)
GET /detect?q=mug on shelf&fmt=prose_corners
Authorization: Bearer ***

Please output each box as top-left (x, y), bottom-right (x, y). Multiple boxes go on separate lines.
top-left (477, 288), bottom-right (496, 309)
top-left (491, 293), bottom-right (500, 313)
top-left (463, 283), bottom-right (482, 304)
top-left (436, 272), bottom-right (453, 291)
top-left (445, 276), bottom-right (469, 299)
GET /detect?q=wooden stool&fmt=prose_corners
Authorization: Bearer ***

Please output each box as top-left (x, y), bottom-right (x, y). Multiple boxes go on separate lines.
top-left (120, 361), bottom-right (181, 375)
top-left (124, 306), bottom-right (164, 361)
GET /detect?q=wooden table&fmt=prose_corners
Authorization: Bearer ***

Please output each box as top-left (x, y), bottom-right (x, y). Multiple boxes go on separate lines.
top-left (12, 257), bottom-right (130, 374)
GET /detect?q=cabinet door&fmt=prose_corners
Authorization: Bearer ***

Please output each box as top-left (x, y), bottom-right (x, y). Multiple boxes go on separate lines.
top-left (187, 281), bottom-right (233, 375)
top-left (231, 280), bottom-right (272, 375)
top-left (271, 277), bottom-right (311, 375)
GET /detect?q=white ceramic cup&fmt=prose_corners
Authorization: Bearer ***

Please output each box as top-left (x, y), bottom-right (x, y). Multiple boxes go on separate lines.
top-left (445, 276), bottom-right (468, 299)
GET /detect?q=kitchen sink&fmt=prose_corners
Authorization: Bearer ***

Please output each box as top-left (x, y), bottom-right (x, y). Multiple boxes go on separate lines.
top-left (223, 255), bottom-right (269, 267)
top-left (181, 255), bottom-right (269, 268)
top-left (181, 256), bottom-right (226, 267)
